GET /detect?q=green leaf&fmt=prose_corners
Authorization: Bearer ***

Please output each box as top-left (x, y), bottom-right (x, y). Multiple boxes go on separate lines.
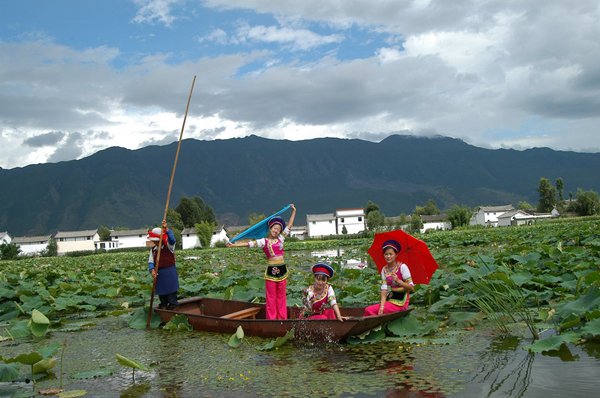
top-left (39, 343), bottom-right (61, 358)
top-left (7, 352), bottom-right (44, 366)
top-left (115, 354), bottom-right (149, 372)
top-left (347, 326), bottom-right (386, 344)
top-left (71, 369), bottom-right (114, 379)
top-left (446, 311), bottom-right (484, 328)
top-left (523, 332), bottom-right (579, 353)
top-left (228, 332), bottom-right (243, 348)
top-left (235, 325), bottom-right (244, 339)
top-left (32, 358), bottom-right (56, 374)
top-left (31, 309), bottom-right (50, 325)
top-left (0, 363), bottom-right (20, 382)
top-left (256, 329), bottom-right (295, 350)
top-left (387, 314), bottom-right (441, 337)
top-left (162, 314), bottom-right (192, 332)
top-left (556, 286), bottom-right (600, 320)
top-left (128, 307), bottom-right (162, 329)
top-left (580, 318), bottom-right (600, 338)
top-left (6, 319), bottom-right (31, 339)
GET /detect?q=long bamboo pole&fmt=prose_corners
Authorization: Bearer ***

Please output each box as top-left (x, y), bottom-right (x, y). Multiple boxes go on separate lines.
top-left (147, 75), bottom-right (196, 328)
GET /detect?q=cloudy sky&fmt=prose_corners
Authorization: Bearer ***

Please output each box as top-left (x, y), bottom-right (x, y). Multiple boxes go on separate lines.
top-left (1, 0), bottom-right (599, 169)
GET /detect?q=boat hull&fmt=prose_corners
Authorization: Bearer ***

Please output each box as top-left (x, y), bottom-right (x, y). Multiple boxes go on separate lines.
top-left (154, 296), bottom-right (412, 342)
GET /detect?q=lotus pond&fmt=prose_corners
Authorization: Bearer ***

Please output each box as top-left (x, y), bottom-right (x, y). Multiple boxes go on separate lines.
top-left (1, 217), bottom-right (600, 397)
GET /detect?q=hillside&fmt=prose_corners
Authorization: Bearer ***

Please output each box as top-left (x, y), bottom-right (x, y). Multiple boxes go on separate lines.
top-left (2, 134), bottom-right (600, 236)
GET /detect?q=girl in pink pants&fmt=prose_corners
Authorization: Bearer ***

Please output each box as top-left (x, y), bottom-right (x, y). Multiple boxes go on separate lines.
top-left (300, 263), bottom-right (347, 321)
top-left (227, 204), bottom-right (296, 319)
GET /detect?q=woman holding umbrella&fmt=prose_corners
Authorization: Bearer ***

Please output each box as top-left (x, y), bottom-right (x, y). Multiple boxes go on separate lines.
top-left (364, 239), bottom-right (415, 316)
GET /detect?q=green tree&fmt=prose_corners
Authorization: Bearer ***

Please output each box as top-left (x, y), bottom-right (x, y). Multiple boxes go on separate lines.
top-left (341, 225), bottom-right (348, 234)
top-left (409, 213), bottom-right (423, 233)
top-left (366, 210), bottom-right (385, 231)
top-left (415, 199), bottom-right (440, 216)
top-left (98, 226), bottom-right (112, 241)
top-left (537, 177), bottom-right (556, 212)
top-left (518, 201), bottom-right (533, 210)
top-left (248, 213), bottom-right (266, 226)
top-left (365, 201), bottom-right (380, 216)
top-left (556, 178), bottom-right (565, 202)
top-left (44, 238), bottom-right (58, 257)
top-left (166, 208), bottom-right (184, 250)
top-left (446, 204), bottom-right (472, 228)
top-left (195, 221), bottom-right (215, 248)
top-left (574, 188), bottom-right (600, 216)
top-left (0, 242), bottom-right (20, 260)
top-left (176, 197), bottom-right (203, 227)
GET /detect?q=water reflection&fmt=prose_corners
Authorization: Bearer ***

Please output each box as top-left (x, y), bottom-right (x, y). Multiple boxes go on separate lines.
top-left (296, 248), bottom-right (369, 269)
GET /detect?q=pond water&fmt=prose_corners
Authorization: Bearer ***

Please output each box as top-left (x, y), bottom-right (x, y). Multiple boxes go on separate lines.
top-left (2, 315), bottom-right (599, 398)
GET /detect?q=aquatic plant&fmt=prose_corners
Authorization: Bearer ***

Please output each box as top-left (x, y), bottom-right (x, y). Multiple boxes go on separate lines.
top-left (116, 353), bottom-right (150, 383)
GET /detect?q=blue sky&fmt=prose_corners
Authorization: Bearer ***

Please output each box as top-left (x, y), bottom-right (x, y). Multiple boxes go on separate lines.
top-left (1, 0), bottom-right (600, 169)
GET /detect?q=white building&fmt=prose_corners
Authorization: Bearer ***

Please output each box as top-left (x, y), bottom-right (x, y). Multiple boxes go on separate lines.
top-left (420, 214), bottom-right (452, 233)
top-left (470, 205), bottom-right (516, 227)
top-left (289, 225), bottom-right (307, 240)
top-left (13, 235), bottom-right (52, 256)
top-left (102, 228), bottom-right (149, 250)
top-left (497, 208), bottom-right (560, 227)
top-left (0, 232), bottom-right (11, 245)
top-left (55, 230), bottom-right (100, 255)
top-left (181, 225), bottom-right (228, 249)
top-left (307, 213), bottom-right (336, 238)
top-left (335, 208), bottom-right (366, 234)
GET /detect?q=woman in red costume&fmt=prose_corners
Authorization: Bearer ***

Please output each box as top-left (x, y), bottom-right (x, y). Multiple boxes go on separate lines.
top-left (227, 204), bottom-right (296, 319)
top-left (364, 239), bottom-right (414, 316)
top-left (301, 263), bottom-right (347, 321)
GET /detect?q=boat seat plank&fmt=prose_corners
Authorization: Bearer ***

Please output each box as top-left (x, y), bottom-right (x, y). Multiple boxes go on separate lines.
top-left (220, 307), bottom-right (261, 319)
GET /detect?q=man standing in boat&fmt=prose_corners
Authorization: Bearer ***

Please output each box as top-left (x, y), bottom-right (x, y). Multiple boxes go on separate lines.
top-left (227, 204), bottom-right (296, 319)
top-left (147, 220), bottom-right (180, 310)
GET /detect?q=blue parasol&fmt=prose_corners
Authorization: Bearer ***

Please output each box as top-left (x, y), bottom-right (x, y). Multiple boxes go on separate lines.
top-left (230, 205), bottom-right (291, 243)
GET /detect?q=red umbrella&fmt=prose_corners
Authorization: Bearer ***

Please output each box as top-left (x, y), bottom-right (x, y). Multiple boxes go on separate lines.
top-left (367, 229), bottom-right (439, 285)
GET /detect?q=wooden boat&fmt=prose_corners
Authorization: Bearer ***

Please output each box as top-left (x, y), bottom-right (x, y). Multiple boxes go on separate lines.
top-left (154, 296), bottom-right (412, 342)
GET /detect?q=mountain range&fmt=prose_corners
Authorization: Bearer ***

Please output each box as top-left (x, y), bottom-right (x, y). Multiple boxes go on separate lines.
top-left (2, 134), bottom-right (600, 237)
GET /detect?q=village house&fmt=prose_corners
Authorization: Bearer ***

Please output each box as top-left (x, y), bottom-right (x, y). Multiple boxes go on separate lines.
top-left (306, 208), bottom-right (366, 238)
top-left (470, 205), bottom-right (516, 227)
top-left (101, 228), bottom-right (150, 250)
top-left (55, 230), bottom-right (100, 255)
top-left (335, 208), bottom-right (366, 235)
top-left (289, 225), bottom-right (307, 240)
top-left (12, 235), bottom-right (52, 256)
top-left (307, 213), bottom-right (336, 238)
top-left (0, 231), bottom-right (11, 245)
top-left (420, 214), bottom-right (452, 233)
top-left (181, 225), bottom-right (228, 249)
top-left (497, 208), bottom-right (560, 227)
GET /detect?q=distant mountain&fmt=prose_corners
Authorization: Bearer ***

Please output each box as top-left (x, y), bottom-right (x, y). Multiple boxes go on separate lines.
top-left (2, 134), bottom-right (600, 236)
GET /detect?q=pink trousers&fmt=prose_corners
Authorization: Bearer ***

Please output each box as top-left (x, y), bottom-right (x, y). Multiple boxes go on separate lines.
top-left (364, 300), bottom-right (409, 317)
top-left (265, 279), bottom-right (287, 319)
top-left (299, 308), bottom-right (336, 320)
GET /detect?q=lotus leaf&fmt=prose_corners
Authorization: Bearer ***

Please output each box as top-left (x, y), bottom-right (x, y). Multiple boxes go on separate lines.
top-left (523, 332), bottom-right (579, 353)
top-left (116, 354), bottom-right (150, 372)
top-left (32, 358), bottom-right (56, 374)
top-left (347, 325), bottom-right (386, 344)
top-left (556, 286), bottom-right (600, 320)
top-left (7, 319), bottom-right (31, 339)
top-left (387, 314), bottom-right (440, 337)
top-left (7, 352), bottom-right (44, 366)
top-left (0, 363), bottom-right (20, 382)
top-left (128, 307), bottom-right (162, 329)
top-left (163, 314), bottom-right (192, 332)
top-left (255, 328), bottom-right (294, 350)
top-left (580, 318), bottom-right (600, 338)
top-left (446, 311), bottom-right (484, 328)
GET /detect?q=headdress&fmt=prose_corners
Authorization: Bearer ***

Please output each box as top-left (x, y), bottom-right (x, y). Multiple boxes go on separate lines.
top-left (312, 263), bottom-right (334, 279)
top-left (268, 216), bottom-right (286, 231)
top-left (382, 239), bottom-right (401, 253)
top-left (146, 227), bottom-right (167, 245)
